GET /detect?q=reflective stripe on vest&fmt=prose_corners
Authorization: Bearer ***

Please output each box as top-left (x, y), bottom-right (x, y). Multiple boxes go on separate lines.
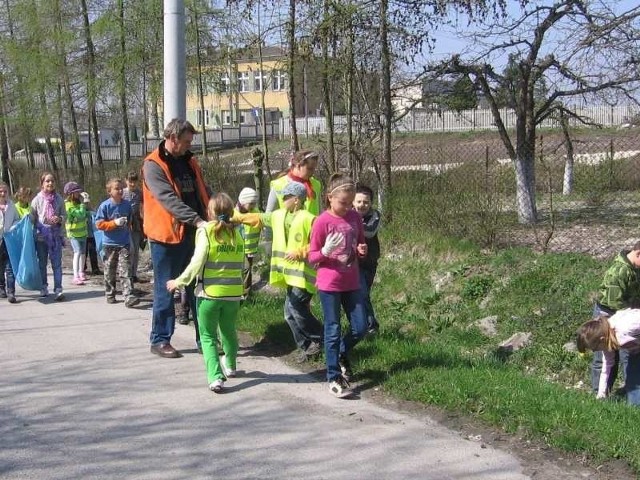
top-left (201, 225), bottom-right (244, 298)
top-left (234, 207), bottom-right (261, 255)
top-left (65, 202), bottom-right (88, 238)
top-left (270, 176), bottom-right (322, 216)
top-left (269, 209), bottom-right (316, 293)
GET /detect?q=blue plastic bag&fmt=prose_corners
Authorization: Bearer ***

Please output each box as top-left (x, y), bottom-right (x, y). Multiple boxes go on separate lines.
top-left (4, 216), bottom-right (42, 290)
top-left (90, 212), bottom-right (106, 261)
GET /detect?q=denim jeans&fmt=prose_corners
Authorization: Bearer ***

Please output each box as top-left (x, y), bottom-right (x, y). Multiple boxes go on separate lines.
top-left (149, 239), bottom-right (198, 346)
top-left (359, 266), bottom-right (379, 331)
top-left (35, 239), bottom-right (63, 292)
top-left (0, 241), bottom-right (15, 294)
top-left (284, 286), bottom-right (323, 351)
top-left (129, 230), bottom-right (143, 278)
top-left (318, 289), bottom-right (368, 381)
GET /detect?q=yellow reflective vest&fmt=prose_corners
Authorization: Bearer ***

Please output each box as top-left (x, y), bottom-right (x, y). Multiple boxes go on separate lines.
top-left (234, 207), bottom-right (261, 255)
top-left (201, 224), bottom-right (245, 298)
top-left (64, 201), bottom-right (88, 238)
top-left (270, 176), bottom-right (322, 216)
top-left (270, 208), bottom-right (317, 293)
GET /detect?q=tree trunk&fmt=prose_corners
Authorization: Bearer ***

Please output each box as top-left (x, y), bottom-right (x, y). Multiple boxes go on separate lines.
top-left (55, 82), bottom-right (68, 170)
top-left (80, 0), bottom-right (104, 181)
top-left (193, 5), bottom-right (208, 159)
top-left (0, 76), bottom-right (9, 188)
top-left (322, 0), bottom-right (335, 170)
top-left (38, 92), bottom-right (58, 172)
top-left (117, 0), bottom-right (131, 164)
top-left (514, 147), bottom-right (537, 223)
top-left (345, 10), bottom-right (354, 178)
top-left (560, 112), bottom-right (574, 195)
top-left (286, 0), bottom-right (299, 151)
top-left (379, 0), bottom-right (392, 222)
top-left (257, 15), bottom-right (271, 186)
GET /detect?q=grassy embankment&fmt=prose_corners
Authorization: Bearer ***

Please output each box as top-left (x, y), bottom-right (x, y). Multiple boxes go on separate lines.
top-left (235, 169), bottom-right (640, 475)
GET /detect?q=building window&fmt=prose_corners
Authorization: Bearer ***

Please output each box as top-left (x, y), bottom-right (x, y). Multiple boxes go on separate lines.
top-left (238, 71), bottom-right (250, 92)
top-left (272, 70), bottom-right (287, 91)
top-left (220, 74), bottom-right (230, 93)
top-left (221, 110), bottom-right (231, 125)
top-left (196, 109), bottom-right (210, 127)
top-left (254, 70), bottom-right (268, 92)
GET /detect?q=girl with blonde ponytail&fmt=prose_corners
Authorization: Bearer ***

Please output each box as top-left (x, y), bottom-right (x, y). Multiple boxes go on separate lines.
top-left (167, 193), bottom-right (244, 393)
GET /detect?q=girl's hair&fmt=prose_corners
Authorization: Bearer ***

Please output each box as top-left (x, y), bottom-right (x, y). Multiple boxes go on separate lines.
top-left (207, 193), bottom-right (236, 245)
top-left (106, 177), bottom-right (123, 191)
top-left (325, 172), bottom-right (356, 208)
top-left (40, 172), bottom-right (55, 186)
top-left (15, 186), bottom-right (32, 202)
top-left (276, 149), bottom-right (318, 178)
top-left (0, 181), bottom-right (8, 191)
top-left (576, 315), bottom-right (619, 353)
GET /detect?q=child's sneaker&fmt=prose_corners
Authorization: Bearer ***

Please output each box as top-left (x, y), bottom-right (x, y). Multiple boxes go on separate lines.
top-left (209, 379), bottom-right (225, 393)
top-left (329, 376), bottom-right (352, 398)
top-left (0, 288), bottom-right (6, 298)
top-left (72, 277), bottom-right (85, 286)
top-left (79, 273), bottom-right (87, 282)
top-left (106, 297), bottom-right (117, 304)
top-left (39, 287), bottom-right (49, 298)
top-left (221, 361), bottom-right (237, 378)
top-left (339, 354), bottom-right (353, 382)
top-left (124, 296), bottom-right (140, 308)
top-left (7, 294), bottom-right (16, 304)
top-left (54, 291), bottom-right (64, 302)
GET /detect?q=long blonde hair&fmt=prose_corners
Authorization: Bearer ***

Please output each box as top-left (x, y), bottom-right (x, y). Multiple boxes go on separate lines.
top-left (206, 193), bottom-right (236, 245)
top-left (576, 315), bottom-right (619, 353)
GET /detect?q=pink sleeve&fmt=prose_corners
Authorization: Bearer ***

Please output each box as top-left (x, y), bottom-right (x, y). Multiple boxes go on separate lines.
top-left (308, 216), bottom-right (326, 264)
top-left (597, 351), bottom-right (615, 398)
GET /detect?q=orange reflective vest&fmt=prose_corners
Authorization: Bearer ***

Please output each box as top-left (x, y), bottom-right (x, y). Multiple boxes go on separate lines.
top-left (142, 147), bottom-right (209, 244)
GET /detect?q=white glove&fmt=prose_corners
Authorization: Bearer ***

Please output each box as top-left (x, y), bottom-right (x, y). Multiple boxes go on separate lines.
top-left (114, 216), bottom-right (127, 227)
top-left (80, 192), bottom-right (90, 203)
top-left (321, 232), bottom-right (344, 257)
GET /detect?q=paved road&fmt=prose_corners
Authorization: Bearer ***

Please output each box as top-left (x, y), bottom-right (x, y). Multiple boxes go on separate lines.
top-left (0, 277), bottom-right (585, 480)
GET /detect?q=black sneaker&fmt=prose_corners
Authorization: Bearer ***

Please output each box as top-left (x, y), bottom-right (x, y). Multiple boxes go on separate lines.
top-left (7, 294), bottom-right (16, 304)
top-left (0, 288), bottom-right (6, 298)
top-left (329, 375), bottom-right (352, 398)
top-left (106, 297), bottom-right (117, 304)
top-left (176, 315), bottom-right (190, 325)
top-left (305, 342), bottom-right (322, 357)
top-left (339, 354), bottom-right (353, 382)
top-left (124, 296), bottom-right (140, 308)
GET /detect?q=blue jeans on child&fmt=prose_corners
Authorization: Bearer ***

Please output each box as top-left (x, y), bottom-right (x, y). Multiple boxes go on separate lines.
top-left (359, 266), bottom-right (379, 331)
top-left (318, 289), bottom-right (368, 382)
top-left (149, 239), bottom-right (198, 347)
top-left (35, 239), bottom-right (62, 293)
top-left (284, 286), bottom-right (323, 351)
top-left (0, 241), bottom-right (15, 294)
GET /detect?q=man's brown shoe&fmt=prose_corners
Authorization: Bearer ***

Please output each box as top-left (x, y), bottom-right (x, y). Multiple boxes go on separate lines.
top-left (150, 343), bottom-right (182, 358)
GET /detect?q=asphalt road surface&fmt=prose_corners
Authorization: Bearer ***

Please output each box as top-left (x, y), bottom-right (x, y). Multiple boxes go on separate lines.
top-left (0, 278), bottom-right (593, 480)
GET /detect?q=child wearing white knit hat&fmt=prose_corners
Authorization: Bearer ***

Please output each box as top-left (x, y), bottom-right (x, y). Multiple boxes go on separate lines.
top-left (235, 188), bottom-right (261, 293)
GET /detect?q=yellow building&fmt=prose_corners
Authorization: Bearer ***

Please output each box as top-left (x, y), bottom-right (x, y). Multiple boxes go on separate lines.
top-left (186, 46), bottom-right (300, 129)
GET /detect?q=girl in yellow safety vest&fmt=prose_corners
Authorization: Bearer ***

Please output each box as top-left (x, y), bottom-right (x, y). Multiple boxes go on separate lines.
top-left (63, 181), bottom-right (89, 286)
top-left (167, 193), bottom-right (244, 394)
top-left (233, 181), bottom-right (324, 362)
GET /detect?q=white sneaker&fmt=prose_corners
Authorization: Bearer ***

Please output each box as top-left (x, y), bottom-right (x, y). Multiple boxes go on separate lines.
top-left (329, 376), bottom-right (352, 398)
top-left (221, 361), bottom-right (237, 378)
top-left (209, 379), bottom-right (224, 393)
top-left (39, 287), bottom-right (49, 297)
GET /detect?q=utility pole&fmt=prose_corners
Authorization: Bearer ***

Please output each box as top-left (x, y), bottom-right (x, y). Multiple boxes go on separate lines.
top-left (164, 0), bottom-right (186, 125)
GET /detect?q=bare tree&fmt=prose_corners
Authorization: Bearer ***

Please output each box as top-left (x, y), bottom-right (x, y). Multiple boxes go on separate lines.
top-left (435, 2), bottom-right (640, 224)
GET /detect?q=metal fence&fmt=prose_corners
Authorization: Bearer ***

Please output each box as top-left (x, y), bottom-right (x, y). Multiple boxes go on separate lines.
top-left (14, 122), bottom-right (280, 169)
top-left (280, 105), bottom-right (639, 136)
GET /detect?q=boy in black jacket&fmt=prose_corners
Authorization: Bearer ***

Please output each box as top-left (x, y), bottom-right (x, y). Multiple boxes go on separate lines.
top-left (354, 184), bottom-right (381, 334)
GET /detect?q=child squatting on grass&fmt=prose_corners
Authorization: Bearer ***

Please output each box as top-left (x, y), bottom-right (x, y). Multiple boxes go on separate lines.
top-left (577, 309), bottom-right (640, 406)
top-left (167, 193), bottom-right (244, 394)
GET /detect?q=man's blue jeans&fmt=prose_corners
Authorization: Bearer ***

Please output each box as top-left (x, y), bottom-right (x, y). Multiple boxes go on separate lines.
top-left (149, 240), bottom-right (198, 346)
top-left (318, 289), bottom-right (367, 382)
